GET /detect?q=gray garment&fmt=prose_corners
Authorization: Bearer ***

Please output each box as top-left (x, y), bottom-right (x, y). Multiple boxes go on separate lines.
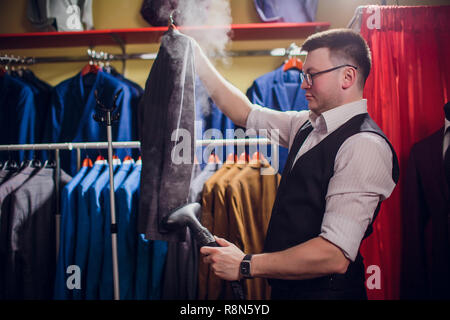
top-left (0, 166), bottom-right (37, 300)
top-left (3, 167), bottom-right (71, 300)
top-left (162, 162), bottom-right (219, 299)
top-left (0, 170), bottom-right (12, 185)
top-left (138, 28), bottom-right (196, 242)
top-left (27, 0), bottom-right (94, 32)
top-left (0, 167), bottom-right (37, 231)
top-left (188, 163), bottom-right (221, 203)
top-left (254, 0), bottom-right (318, 23)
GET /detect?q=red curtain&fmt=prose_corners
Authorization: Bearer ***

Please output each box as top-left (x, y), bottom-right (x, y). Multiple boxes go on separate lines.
top-left (359, 5), bottom-right (450, 299)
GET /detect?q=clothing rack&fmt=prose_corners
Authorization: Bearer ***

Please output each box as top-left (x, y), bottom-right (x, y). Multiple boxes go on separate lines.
top-left (0, 138), bottom-right (278, 170)
top-left (0, 137), bottom-right (278, 298)
top-left (0, 42), bottom-right (306, 65)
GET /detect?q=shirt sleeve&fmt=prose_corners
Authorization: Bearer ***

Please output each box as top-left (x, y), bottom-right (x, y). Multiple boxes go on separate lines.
top-left (319, 132), bottom-right (396, 261)
top-left (246, 104), bottom-right (309, 148)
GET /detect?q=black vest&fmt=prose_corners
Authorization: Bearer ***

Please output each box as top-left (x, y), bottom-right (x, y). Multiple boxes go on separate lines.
top-left (264, 113), bottom-right (399, 299)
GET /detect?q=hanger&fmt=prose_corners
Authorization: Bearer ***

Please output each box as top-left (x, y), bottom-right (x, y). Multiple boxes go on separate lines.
top-left (237, 152), bottom-right (248, 164)
top-left (250, 151), bottom-right (260, 164)
top-left (251, 151), bottom-right (267, 163)
top-left (283, 57), bottom-right (303, 72)
top-left (42, 149), bottom-right (56, 168)
top-left (29, 158), bottom-right (42, 168)
top-left (81, 49), bottom-right (102, 76)
top-left (81, 61), bottom-right (101, 76)
top-left (283, 43), bottom-right (304, 72)
top-left (207, 153), bottom-right (216, 164)
top-left (3, 159), bottom-right (19, 171)
top-left (95, 154), bottom-right (105, 163)
top-left (82, 156), bottom-right (93, 167)
top-left (20, 159), bottom-right (31, 168)
top-left (29, 148), bottom-right (40, 168)
top-left (226, 153), bottom-right (236, 164)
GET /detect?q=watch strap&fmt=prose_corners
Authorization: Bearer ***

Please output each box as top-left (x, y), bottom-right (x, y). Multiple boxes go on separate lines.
top-left (240, 254), bottom-right (253, 279)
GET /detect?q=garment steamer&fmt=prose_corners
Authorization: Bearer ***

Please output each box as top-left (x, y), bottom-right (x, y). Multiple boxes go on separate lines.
top-left (163, 203), bottom-right (245, 300)
top-left (93, 89), bottom-right (122, 300)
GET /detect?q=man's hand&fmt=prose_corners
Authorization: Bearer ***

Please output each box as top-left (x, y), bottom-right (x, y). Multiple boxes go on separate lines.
top-left (200, 236), bottom-right (246, 281)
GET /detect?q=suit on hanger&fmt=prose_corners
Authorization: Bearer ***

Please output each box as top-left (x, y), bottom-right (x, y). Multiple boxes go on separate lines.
top-left (4, 167), bottom-right (71, 299)
top-left (206, 163), bottom-right (247, 300)
top-left (54, 165), bottom-right (89, 300)
top-left (198, 163), bottom-right (234, 299)
top-left (253, 0), bottom-right (318, 22)
top-left (85, 161), bottom-right (121, 300)
top-left (138, 28), bottom-right (196, 243)
top-left (402, 127), bottom-right (450, 299)
top-left (15, 69), bottom-right (52, 145)
top-left (0, 166), bottom-right (37, 299)
top-left (72, 161), bottom-right (105, 299)
top-left (226, 161), bottom-right (280, 299)
top-left (0, 74), bottom-right (36, 162)
top-left (99, 160), bottom-right (134, 300)
top-left (246, 66), bottom-right (308, 173)
top-left (115, 161), bottom-right (142, 299)
top-left (47, 71), bottom-right (135, 176)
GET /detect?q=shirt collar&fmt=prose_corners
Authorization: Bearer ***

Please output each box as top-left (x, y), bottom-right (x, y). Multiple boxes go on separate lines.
top-left (445, 118), bottom-right (450, 134)
top-left (308, 99), bottom-right (368, 134)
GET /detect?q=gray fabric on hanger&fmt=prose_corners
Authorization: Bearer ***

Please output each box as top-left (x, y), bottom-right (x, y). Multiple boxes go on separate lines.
top-left (138, 28), bottom-right (196, 242)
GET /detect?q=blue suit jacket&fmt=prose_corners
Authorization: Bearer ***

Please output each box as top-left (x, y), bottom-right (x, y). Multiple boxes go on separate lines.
top-left (84, 161), bottom-right (121, 300)
top-left (72, 161), bottom-right (106, 299)
top-left (115, 162), bottom-right (142, 300)
top-left (246, 66), bottom-right (309, 172)
top-left (0, 74), bottom-right (36, 162)
top-left (149, 239), bottom-right (168, 300)
top-left (14, 70), bottom-right (52, 146)
top-left (110, 69), bottom-right (144, 159)
top-left (54, 165), bottom-right (89, 300)
top-left (48, 71), bottom-right (136, 175)
top-left (133, 180), bottom-right (168, 300)
top-left (195, 77), bottom-right (237, 166)
top-left (98, 160), bottom-right (134, 300)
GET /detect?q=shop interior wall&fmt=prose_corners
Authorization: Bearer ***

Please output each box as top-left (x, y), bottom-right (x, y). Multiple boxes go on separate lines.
top-left (0, 0), bottom-right (448, 93)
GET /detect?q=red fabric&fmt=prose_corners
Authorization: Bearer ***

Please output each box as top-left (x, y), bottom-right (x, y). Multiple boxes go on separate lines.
top-left (359, 5), bottom-right (450, 299)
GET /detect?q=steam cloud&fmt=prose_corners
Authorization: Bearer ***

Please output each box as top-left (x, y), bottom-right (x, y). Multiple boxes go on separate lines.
top-left (173, 0), bottom-right (232, 59)
top-left (161, 0), bottom-right (232, 120)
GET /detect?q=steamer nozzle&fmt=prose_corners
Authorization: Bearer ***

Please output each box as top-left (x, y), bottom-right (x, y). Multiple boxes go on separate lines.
top-left (163, 202), bottom-right (216, 246)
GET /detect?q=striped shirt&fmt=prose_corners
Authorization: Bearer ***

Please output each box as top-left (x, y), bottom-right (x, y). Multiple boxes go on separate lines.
top-left (246, 99), bottom-right (396, 261)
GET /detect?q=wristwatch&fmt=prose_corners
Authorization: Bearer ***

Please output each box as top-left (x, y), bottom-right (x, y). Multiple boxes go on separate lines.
top-left (240, 254), bottom-right (253, 279)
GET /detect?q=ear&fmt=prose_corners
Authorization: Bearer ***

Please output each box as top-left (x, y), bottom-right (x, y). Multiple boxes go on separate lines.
top-left (341, 67), bottom-right (357, 90)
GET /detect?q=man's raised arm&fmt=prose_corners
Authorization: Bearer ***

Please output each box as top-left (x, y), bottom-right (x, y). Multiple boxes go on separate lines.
top-left (192, 39), bottom-right (254, 128)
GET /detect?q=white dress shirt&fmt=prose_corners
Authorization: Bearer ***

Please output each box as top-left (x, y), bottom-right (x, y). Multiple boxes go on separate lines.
top-left (246, 99), bottom-right (396, 261)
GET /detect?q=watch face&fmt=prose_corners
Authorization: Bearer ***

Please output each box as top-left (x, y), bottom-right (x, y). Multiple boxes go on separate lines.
top-left (241, 261), bottom-right (251, 276)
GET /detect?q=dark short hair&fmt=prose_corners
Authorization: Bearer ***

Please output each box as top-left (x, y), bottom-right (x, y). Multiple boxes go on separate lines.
top-left (302, 28), bottom-right (372, 88)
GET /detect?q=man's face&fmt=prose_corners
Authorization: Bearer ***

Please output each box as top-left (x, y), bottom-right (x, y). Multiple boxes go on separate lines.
top-left (301, 48), bottom-right (343, 116)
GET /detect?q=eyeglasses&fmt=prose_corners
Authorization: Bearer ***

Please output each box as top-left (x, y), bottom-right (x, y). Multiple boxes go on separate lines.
top-left (300, 64), bottom-right (358, 86)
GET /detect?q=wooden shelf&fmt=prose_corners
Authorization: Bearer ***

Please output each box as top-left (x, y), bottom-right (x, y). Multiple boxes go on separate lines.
top-left (0, 22), bottom-right (330, 50)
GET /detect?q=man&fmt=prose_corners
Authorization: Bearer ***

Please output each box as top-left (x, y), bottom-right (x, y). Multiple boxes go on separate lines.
top-left (193, 28), bottom-right (399, 300)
